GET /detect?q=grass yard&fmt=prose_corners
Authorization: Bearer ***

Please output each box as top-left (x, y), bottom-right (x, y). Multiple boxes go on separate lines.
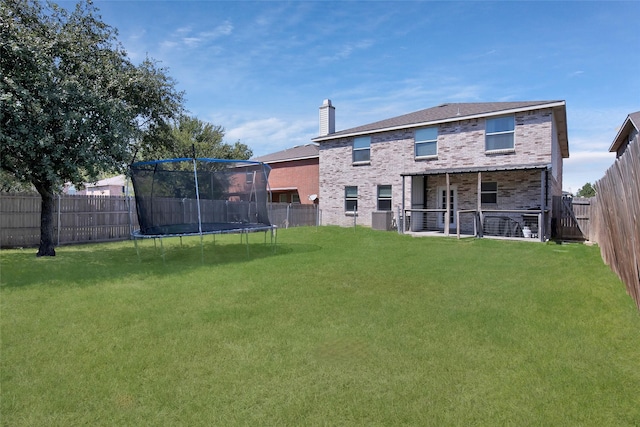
top-left (1, 226), bottom-right (639, 426)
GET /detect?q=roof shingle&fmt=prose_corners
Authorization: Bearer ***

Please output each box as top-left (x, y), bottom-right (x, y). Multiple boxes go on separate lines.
top-left (252, 144), bottom-right (319, 164)
top-left (312, 101), bottom-right (565, 141)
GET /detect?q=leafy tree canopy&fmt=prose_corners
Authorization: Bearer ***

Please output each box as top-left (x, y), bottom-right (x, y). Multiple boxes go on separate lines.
top-left (0, 0), bottom-right (184, 255)
top-left (576, 182), bottom-right (596, 198)
top-left (139, 115), bottom-right (253, 161)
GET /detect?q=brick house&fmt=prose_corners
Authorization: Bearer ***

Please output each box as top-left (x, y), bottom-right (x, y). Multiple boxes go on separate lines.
top-left (609, 111), bottom-right (639, 158)
top-left (252, 144), bottom-right (319, 205)
top-left (312, 100), bottom-right (569, 241)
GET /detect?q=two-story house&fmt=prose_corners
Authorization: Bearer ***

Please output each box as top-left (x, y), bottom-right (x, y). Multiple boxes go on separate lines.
top-left (312, 100), bottom-right (569, 241)
top-left (609, 111), bottom-right (639, 158)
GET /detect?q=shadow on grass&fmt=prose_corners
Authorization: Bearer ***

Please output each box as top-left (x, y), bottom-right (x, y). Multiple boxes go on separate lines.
top-left (0, 238), bottom-right (322, 289)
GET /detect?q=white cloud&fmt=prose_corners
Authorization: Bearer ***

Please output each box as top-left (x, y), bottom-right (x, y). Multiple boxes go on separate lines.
top-left (320, 39), bottom-right (374, 62)
top-left (160, 21), bottom-right (234, 50)
top-left (223, 117), bottom-right (317, 157)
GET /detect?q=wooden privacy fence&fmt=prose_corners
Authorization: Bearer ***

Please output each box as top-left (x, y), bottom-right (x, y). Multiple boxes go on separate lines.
top-left (592, 140), bottom-right (640, 310)
top-left (552, 196), bottom-right (592, 242)
top-left (1, 194), bottom-right (321, 248)
top-left (1, 193), bottom-right (138, 248)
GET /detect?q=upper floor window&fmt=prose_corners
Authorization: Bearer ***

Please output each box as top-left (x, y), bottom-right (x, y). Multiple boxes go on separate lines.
top-left (353, 136), bottom-right (371, 163)
top-left (377, 185), bottom-right (392, 211)
top-left (345, 186), bottom-right (358, 212)
top-left (485, 116), bottom-right (515, 151)
top-left (415, 127), bottom-right (438, 158)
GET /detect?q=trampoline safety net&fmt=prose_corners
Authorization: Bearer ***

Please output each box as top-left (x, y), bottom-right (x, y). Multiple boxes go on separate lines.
top-left (130, 158), bottom-right (272, 237)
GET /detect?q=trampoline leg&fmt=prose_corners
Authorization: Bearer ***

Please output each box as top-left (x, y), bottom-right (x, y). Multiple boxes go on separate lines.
top-left (160, 238), bottom-right (165, 265)
top-left (180, 236), bottom-right (183, 248)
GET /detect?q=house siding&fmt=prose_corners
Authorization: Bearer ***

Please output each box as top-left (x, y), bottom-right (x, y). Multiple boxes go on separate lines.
top-left (319, 108), bottom-right (558, 228)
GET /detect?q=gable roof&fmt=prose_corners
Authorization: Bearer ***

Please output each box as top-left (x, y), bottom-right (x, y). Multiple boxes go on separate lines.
top-left (312, 101), bottom-right (569, 157)
top-left (252, 144), bottom-right (319, 164)
top-left (609, 111), bottom-right (640, 153)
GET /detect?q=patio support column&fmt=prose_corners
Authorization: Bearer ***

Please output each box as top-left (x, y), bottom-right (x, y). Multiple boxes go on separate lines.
top-left (540, 169), bottom-right (546, 242)
top-left (477, 172), bottom-right (482, 237)
top-left (401, 175), bottom-right (406, 234)
top-left (445, 172), bottom-right (450, 237)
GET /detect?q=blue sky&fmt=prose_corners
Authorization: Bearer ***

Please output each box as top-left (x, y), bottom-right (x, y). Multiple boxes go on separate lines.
top-left (84, 0), bottom-right (638, 193)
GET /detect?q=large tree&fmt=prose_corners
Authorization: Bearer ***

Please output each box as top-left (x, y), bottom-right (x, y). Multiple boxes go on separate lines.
top-left (140, 115), bottom-right (252, 161)
top-left (0, 0), bottom-right (184, 256)
top-left (576, 182), bottom-right (596, 198)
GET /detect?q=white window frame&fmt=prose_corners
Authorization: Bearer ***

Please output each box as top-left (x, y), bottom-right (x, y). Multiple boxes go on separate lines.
top-left (485, 115), bottom-right (515, 152)
top-left (414, 127), bottom-right (438, 159)
top-left (437, 185), bottom-right (458, 229)
top-left (345, 186), bottom-right (358, 213)
top-left (377, 185), bottom-right (392, 211)
top-left (352, 136), bottom-right (371, 164)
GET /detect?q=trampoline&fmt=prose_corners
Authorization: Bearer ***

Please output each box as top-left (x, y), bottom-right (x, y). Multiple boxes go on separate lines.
top-left (129, 158), bottom-right (277, 259)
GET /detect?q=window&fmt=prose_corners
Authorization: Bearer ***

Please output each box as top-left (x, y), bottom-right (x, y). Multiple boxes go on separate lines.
top-left (485, 116), bottom-right (515, 151)
top-left (345, 186), bottom-right (358, 212)
top-left (415, 127), bottom-right (438, 158)
top-left (377, 185), bottom-right (392, 211)
top-left (278, 194), bottom-right (288, 203)
top-left (481, 182), bottom-right (498, 204)
top-left (353, 136), bottom-right (370, 163)
top-left (292, 193), bottom-right (300, 204)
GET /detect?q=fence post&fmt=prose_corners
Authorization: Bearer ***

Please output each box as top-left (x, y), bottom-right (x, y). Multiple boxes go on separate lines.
top-left (286, 204), bottom-right (290, 229)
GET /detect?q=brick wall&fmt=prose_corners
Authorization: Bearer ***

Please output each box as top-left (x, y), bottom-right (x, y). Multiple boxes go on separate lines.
top-left (319, 108), bottom-right (561, 228)
top-left (268, 158), bottom-right (319, 205)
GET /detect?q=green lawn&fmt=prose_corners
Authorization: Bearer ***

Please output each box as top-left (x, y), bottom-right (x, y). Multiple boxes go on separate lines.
top-left (2, 227), bottom-right (639, 426)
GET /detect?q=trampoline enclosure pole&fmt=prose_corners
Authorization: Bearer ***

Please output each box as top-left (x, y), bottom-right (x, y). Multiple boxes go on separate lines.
top-left (192, 158), bottom-right (203, 235)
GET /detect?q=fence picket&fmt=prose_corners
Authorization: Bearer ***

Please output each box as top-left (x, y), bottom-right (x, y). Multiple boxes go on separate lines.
top-left (593, 141), bottom-right (640, 310)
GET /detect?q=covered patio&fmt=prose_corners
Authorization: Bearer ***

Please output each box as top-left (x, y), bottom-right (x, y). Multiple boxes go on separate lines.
top-left (398, 164), bottom-right (552, 242)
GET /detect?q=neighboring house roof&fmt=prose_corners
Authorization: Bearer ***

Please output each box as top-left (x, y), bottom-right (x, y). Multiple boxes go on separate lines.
top-left (312, 101), bottom-right (569, 157)
top-left (252, 144), bottom-right (319, 164)
top-left (609, 110), bottom-right (640, 153)
top-left (85, 175), bottom-right (126, 188)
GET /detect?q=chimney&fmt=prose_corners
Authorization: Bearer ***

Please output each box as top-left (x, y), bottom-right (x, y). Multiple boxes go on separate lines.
top-left (319, 99), bottom-right (335, 136)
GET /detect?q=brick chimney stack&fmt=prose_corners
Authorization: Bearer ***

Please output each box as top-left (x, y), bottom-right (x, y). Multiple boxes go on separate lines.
top-left (319, 99), bottom-right (335, 136)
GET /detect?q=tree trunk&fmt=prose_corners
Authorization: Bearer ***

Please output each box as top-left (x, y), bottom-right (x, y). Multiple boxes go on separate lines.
top-left (35, 183), bottom-right (56, 257)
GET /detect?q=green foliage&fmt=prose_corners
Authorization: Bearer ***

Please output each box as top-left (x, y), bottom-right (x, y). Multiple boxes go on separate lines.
top-left (2, 228), bottom-right (639, 425)
top-left (0, 170), bottom-right (35, 192)
top-left (140, 115), bottom-right (253, 161)
top-left (576, 182), bottom-right (596, 198)
top-left (0, 0), bottom-right (184, 255)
